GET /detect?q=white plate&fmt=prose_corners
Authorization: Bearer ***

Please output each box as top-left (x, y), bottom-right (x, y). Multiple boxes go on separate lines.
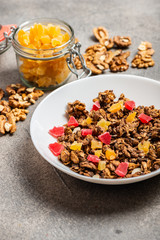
top-left (30, 74), bottom-right (160, 185)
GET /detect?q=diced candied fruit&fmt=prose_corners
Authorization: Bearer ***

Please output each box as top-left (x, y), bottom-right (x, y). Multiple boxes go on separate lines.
top-left (98, 132), bottom-right (111, 145)
top-left (86, 117), bottom-right (92, 124)
top-left (70, 141), bottom-right (82, 151)
top-left (81, 129), bottom-right (93, 136)
top-left (138, 113), bottom-right (153, 124)
top-left (138, 141), bottom-right (150, 154)
top-left (49, 126), bottom-right (64, 138)
top-left (125, 101), bottom-right (135, 110)
top-left (87, 154), bottom-right (100, 163)
top-left (126, 112), bottom-right (137, 123)
top-left (67, 116), bottom-right (79, 127)
top-left (91, 101), bottom-right (100, 111)
top-left (115, 162), bottom-right (129, 177)
top-left (49, 142), bottom-right (64, 156)
top-left (98, 161), bottom-right (106, 171)
top-left (105, 148), bottom-right (116, 160)
top-left (17, 23), bottom-right (70, 88)
top-left (91, 140), bottom-right (102, 149)
top-left (108, 100), bottom-right (123, 113)
top-left (97, 119), bottom-right (111, 131)
top-left (95, 150), bottom-right (102, 158)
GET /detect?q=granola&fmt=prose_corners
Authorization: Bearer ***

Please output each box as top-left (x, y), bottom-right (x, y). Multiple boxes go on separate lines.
top-left (49, 90), bottom-right (160, 179)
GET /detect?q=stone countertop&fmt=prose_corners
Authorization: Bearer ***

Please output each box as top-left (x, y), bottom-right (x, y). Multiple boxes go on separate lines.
top-left (0, 0), bottom-right (160, 239)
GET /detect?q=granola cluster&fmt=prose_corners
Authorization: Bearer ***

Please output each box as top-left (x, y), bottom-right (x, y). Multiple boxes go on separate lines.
top-left (50, 90), bottom-right (160, 179)
top-left (132, 41), bottom-right (155, 68)
top-left (74, 26), bottom-right (155, 74)
top-left (0, 84), bottom-right (44, 134)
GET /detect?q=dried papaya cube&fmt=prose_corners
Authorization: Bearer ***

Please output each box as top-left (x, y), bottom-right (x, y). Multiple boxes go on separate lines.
top-left (98, 161), bottom-right (106, 171)
top-left (126, 112), bottom-right (137, 123)
top-left (105, 148), bottom-right (116, 160)
top-left (95, 150), bottom-right (102, 157)
top-left (91, 140), bottom-right (102, 149)
top-left (97, 119), bottom-right (111, 131)
top-left (138, 141), bottom-right (150, 154)
top-left (108, 100), bottom-right (123, 113)
top-left (40, 35), bottom-right (51, 44)
top-left (70, 141), bottom-right (82, 151)
top-left (51, 38), bottom-right (61, 47)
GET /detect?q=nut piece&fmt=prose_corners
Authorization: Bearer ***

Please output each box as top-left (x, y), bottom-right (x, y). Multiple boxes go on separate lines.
top-left (0, 115), bottom-right (6, 134)
top-left (138, 49), bottom-right (155, 57)
top-left (11, 108), bottom-right (29, 122)
top-left (0, 100), bottom-right (11, 115)
top-left (138, 41), bottom-right (152, 51)
top-left (113, 36), bottom-right (132, 48)
top-left (109, 51), bottom-right (130, 72)
top-left (9, 94), bottom-right (31, 109)
top-left (93, 26), bottom-right (109, 41)
top-left (132, 54), bottom-right (155, 68)
top-left (99, 38), bottom-right (114, 49)
top-left (4, 122), bottom-right (12, 132)
top-left (0, 88), bottom-right (5, 100)
top-left (6, 84), bottom-right (26, 96)
top-left (6, 112), bottom-right (16, 134)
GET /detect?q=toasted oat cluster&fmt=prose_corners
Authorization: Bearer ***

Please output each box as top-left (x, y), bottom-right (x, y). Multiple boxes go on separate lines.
top-left (49, 90), bottom-right (160, 179)
top-left (0, 84), bottom-right (44, 134)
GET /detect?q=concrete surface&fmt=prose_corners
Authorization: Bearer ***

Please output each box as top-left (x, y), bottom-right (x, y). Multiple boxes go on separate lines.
top-left (0, 0), bottom-right (160, 239)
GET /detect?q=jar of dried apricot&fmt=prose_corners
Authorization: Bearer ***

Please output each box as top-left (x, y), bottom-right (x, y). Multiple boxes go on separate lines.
top-left (11, 18), bottom-right (91, 90)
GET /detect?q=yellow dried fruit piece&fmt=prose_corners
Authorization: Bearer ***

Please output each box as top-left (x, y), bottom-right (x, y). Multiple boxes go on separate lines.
top-left (126, 112), bottom-right (137, 123)
top-left (108, 100), bottom-right (123, 113)
top-left (91, 140), bottom-right (102, 150)
top-left (95, 150), bottom-right (102, 157)
top-left (105, 148), bottom-right (116, 160)
top-left (82, 116), bottom-right (92, 125)
top-left (138, 141), bottom-right (150, 154)
top-left (70, 141), bottom-right (82, 151)
top-left (98, 161), bottom-right (106, 171)
top-left (97, 119), bottom-right (111, 130)
top-left (40, 35), bottom-right (51, 44)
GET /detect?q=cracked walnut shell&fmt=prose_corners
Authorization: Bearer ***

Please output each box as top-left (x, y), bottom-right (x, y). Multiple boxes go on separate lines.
top-left (113, 36), bottom-right (132, 48)
top-left (93, 26), bottom-right (109, 41)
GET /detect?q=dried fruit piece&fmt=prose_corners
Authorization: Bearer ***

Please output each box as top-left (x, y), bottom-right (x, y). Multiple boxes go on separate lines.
top-left (81, 129), bottom-right (93, 136)
top-left (93, 26), bottom-right (109, 41)
top-left (126, 112), bottom-right (136, 123)
top-left (98, 132), bottom-right (111, 145)
top-left (138, 141), bottom-right (150, 154)
top-left (113, 36), bottom-right (131, 48)
top-left (49, 126), bottom-right (64, 138)
top-left (98, 160), bottom-right (106, 170)
top-left (97, 119), bottom-right (111, 131)
top-left (125, 101), bottom-right (135, 110)
top-left (86, 117), bottom-right (92, 124)
top-left (49, 142), bottom-right (64, 156)
top-left (70, 141), bottom-right (82, 151)
top-left (95, 150), bottom-right (102, 157)
top-left (105, 148), bottom-right (116, 160)
top-left (91, 101), bottom-right (100, 111)
top-left (108, 100), bottom-right (123, 113)
top-left (87, 154), bottom-right (100, 163)
top-left (138, 113), bottom-right (152, 123)
top-left (67, 116), bottom-right (79, 127)
top-left (115, 162), bottom-right (129, 177)
top-left (91, 140), bottom-right (102, 149)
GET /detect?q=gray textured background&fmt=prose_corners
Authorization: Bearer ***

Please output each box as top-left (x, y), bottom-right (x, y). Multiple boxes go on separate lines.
top-left (0, 0), bottom-right (160, 239)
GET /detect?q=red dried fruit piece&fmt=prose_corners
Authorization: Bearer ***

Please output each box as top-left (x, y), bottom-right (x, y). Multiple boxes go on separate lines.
top-left (125, 101), bottom-right (135, 110)
top-left (87, 154), bottom-right (100, 163)
top-left (67, 116), bottom-right (79, 127)
top-left (49, 142), bottom-right (64, 156)
top-left (115, 162), bottom-right (129, 177)
top-left (81, 129), bottom-right (93, 136)
top-left (138, 113), bottom-right (153, 124)
top-left (98, 132), bottom-right (111, 145)
top-left (91, 101), bottom-right (100, 111)
top-left (49, 126), bottom-right (64, 138)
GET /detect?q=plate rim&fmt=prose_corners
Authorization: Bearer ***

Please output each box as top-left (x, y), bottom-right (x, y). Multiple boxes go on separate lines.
top-left (30, 74), bottom-right (160, 185)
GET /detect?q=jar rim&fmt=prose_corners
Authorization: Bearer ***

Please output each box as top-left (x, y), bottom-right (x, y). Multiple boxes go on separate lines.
top-left (12, 18), bottom-right (75, 54)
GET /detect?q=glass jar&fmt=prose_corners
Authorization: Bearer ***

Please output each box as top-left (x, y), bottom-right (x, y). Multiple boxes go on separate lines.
top-left (11, 18), bottom-right (91, 90)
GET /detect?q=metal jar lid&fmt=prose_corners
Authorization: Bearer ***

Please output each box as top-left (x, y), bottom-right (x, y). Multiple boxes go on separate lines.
top-left (0, 24), bottom-right (17, 54)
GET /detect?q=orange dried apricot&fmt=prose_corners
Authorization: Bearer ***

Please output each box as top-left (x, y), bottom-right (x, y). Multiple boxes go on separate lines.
top-left (138, 141), bottom-right (150, 154)
top-left (108, 100), bottom-right (123, 113)
top-left (105, 148), bottom-right (116, 160)
top-left (126, 112), bottom-right (136, 123)
top-left (91, 140), bottom-right (102, 149)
